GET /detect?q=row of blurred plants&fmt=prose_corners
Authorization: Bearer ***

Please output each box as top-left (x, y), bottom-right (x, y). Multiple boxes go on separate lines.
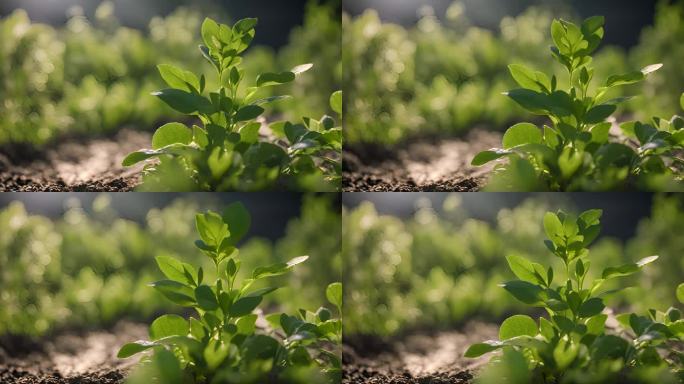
top-left (0, 1), bottom-right (340, 146)
top-left (343, 0), bottom-right (684, 145)
top-left (0, 194), bottom-right (341, 337)
top-left (343, 194), bottom-right (684, 337)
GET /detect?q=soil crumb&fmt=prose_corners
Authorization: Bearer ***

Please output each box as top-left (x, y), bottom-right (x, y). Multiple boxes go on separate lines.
top-left (343, 130), bottom-right (501, 192)
top-left (0, 322), bottom-right (147, 384)
top-left (0, 129), bottom-right (149, 192)
top-left (343, 322), bottom-right (498, 384)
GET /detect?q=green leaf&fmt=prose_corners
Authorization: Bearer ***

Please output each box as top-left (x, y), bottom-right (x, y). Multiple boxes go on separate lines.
top-left (586, 314), bottom-right (608, 335)
top-left (150, 280), bottom-right (195, 306)
top-left (201, 18), bottom-right (221, 48)
top-left (196, 211), bottom-right (229, 248)
top-left (506, 255), bottom-right (543, 284)
top-left (256, 71), bottom-right (295, 87)
top-left (602, 255), bottom-right (658, 279)
top-left (464, 340), bottom-right (504, 358)
top-left (252, 255), bottom-right (309, 279)
top-left (204, 339), bottom-right (230, 370)
top-left (230, 296), bottom-right (262, 317)
top-left (578, 298), bottom-right (605, 318)
top-left (117, 340), bottom-right (156, 358)
top-left (592, 335), bottom-right (629, 360)
top-left (499, 315), bottom-right (538, 340)
top-left (330, 91), bottom-right (342, 115)
top-left (157, 64), bottom-right (199, 92)
top-left (585, 105), bottom-right (616, 124)
top-left (222, 202), bottom-right (251, 245)
top-left (152, 89), bottom-right (212, 114)
top-left (501, 280), bottom-right (544, 305)
top-left (236, 314), bottom-right (258, 334)
top-left (150, 314), bottom-right (189, 340)
top-left (505, 89), bottom-right (549, 115)
top-left (508, 64), bottom-right (545, 92)
top-left (606, 71), bottom-right (645, 87)
top-left (195, 285), bottom-right (218, 311)
top-left (471, 149), bottom-right (512, 166)
top-left (242, 334), bottom-right (278, 361)
top-left (233, 18), bottom-right (258, 34)
top-left (327, 282), bottom-right (343, 310)
top-left (551, 20), bottom-right (568, 52)
top-left (544, 212), bottom-right (564, 245)
top-left (677, 283), bottom-right (684, 304)
top-left (156, 255), bottom-right (190, 283)
top-left (502, 123), bottom-right (542, 149)
top-left (152, 123), bottom-right (192, 150)
top-left (122, 150), bottom-right (159, 166)
top-left (235, 105), bottom-right (264, 122)
top-left (680, 93), bottom-right (684, 110)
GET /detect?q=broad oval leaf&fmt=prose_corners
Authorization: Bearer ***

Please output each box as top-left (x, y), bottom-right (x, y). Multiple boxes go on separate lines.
top-left (222, 202), bottom-right (251, 245)
top-left (117, 340), bottom-right (157, 358)
top-left (150, 314), bottom-right (189, 340)
top-left (156, 255), bottom-right (188, 283)
top-left (326, 282), bottom-right (343, 310)
top-left (502, 123), bottom-right (542, 149)
top-left (157, 64), bottom-right (199, 92)
top-left (584, 104), bottom-right (616, 124)
top-left (471, 149), bottom-right (512, 166)
top-left (152, 89), bottom-right (212, 114)
top-left (230, 296), bottom-right (263, 317)
top-left (330, 90), bottom-right (342, 115)
top-left (152, 123), bottom-right (192, 149)
top-left (508, 64), bottom-right (545, 92)
top-left (464, 340), bottom-right (504, 358)
top-left (678, 283), bottom-right (684, 304)
top-left (578, 298), bottom-right (605, 318)
top-left (291, 63), bottom-right (313, 75)
top-left (501, 280), bottom-right (544, 305)
top-left (235, 105), bottom-right (264, 122)
top-left (256, 71), bottom-right (295, 87)
top-left (195, 285), bottom-right (219, 310)
top-left (499, 315), bottom-right (538, 340)
top-left (150, 280), bottom-right (195, 306)
top-left (543, 212), bottom-right (564, 244)
top-left (122, 150), bottom-right (161, 166)
top-left (602, 255), bottom-right (658, 279)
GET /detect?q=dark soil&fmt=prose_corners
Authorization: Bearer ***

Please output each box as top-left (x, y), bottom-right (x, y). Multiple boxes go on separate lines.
top-left (0, 129), bottom-right (149, 192)
top-left (343, 130), bottom-right (501, 192)
top-left (0, 322), bottom-right (147, 384)
top-left (343, 322), bottom-right (498, 384)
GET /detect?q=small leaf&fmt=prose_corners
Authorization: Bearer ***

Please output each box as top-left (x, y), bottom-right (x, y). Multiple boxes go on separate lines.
top-left (256, 71), bottom-right (295, 87)
top-left (235, 105), bottom-right (264, 122)
top-left (150, 280), bottom-right (195, 306)
top-left (122, 150), bottom-right (158, 166)
top-left (543, 212), bottom-right (564, 245)
top-left (592, 335), bottom-right (629, 360)
top-left (641, 63), bottom-right (663, 76)
top-left (152, 89), bottom-right (212, 114)
top-left (471, 149), bottom-right (512, 166)
top-left (502, 123), bottom-right (542, 149)
top-left (156, 255), bottom-right (188, 283)
top-left (157, 64), bottom-right (199, 92)
top-left (150, 314), bottom-right (189, 340)
top-left (578, 298), bottom-right (605, 318)
top-left (499, 315), bottom-right (538, 340)
top-left (327, 282), bottom-right (343, 310)
top-left (464, 340), bottom-right (504, 358)
top-left (195, 285), bottom-right (218, 311)
top-left (677, 283), bottom-right (684, 304)
top-left (230, 296), bottom-right (262, 317)
top-left (152, 123), bottom-right (192, 149)
top-left (330, 91), bottom-right (342, 115)
top-left (501, 280), bottom-right (544, 305)
top-left (252, 256), bottom-right (309, 279)
top-left (201, 18), bottom-right (220, 48)
top-left (117, 340), bottom-right (156, 358)
top-left (196, 211), bottom-right (229, 248)
top-left (584, 104), bottom-right (616, 124)
top-left (508, 64), bottom-right (545, 92)
top-left (602, 255), bottom-right (658, 279)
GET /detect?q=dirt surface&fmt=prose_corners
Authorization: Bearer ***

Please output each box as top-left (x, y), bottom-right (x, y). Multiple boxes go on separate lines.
top-left (0, 322), bottom-right (147, 384)
top-left (0, 129), bottom-right (149, 192)
top-left (343, 130), bottom-right (501, 192)
top-left (343, 322), bottom-right (498, 384)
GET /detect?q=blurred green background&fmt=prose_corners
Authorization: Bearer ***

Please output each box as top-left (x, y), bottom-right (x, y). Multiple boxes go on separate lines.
top-left (0, 0), bottom-right (341, 147)
top-left (0, 193), bottom-right (341, 339)
top-left (342, 0), bottom-right (684, 146)
top-left (342, 193), bottom-right (684, 337)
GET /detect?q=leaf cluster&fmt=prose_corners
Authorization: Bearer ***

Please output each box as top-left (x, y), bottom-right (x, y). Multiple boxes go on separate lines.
top-left (122, 17), bottom-right (341, 191)
top-left (473, 16), bottom-right (684, 191)
top-left (464, 209), bottom-right (684, 382)
top-left (118, 202), bottom-right (342, 383)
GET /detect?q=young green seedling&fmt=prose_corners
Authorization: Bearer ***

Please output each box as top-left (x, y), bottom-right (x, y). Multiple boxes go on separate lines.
top-left (122, 17), bottom-right (340, 191)
top-left (118, 203), bottom-right (341, 383)
top-left (465, 209), bottom-right (663, 382)
top-left (472, 16), bottom-right (683, 191)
